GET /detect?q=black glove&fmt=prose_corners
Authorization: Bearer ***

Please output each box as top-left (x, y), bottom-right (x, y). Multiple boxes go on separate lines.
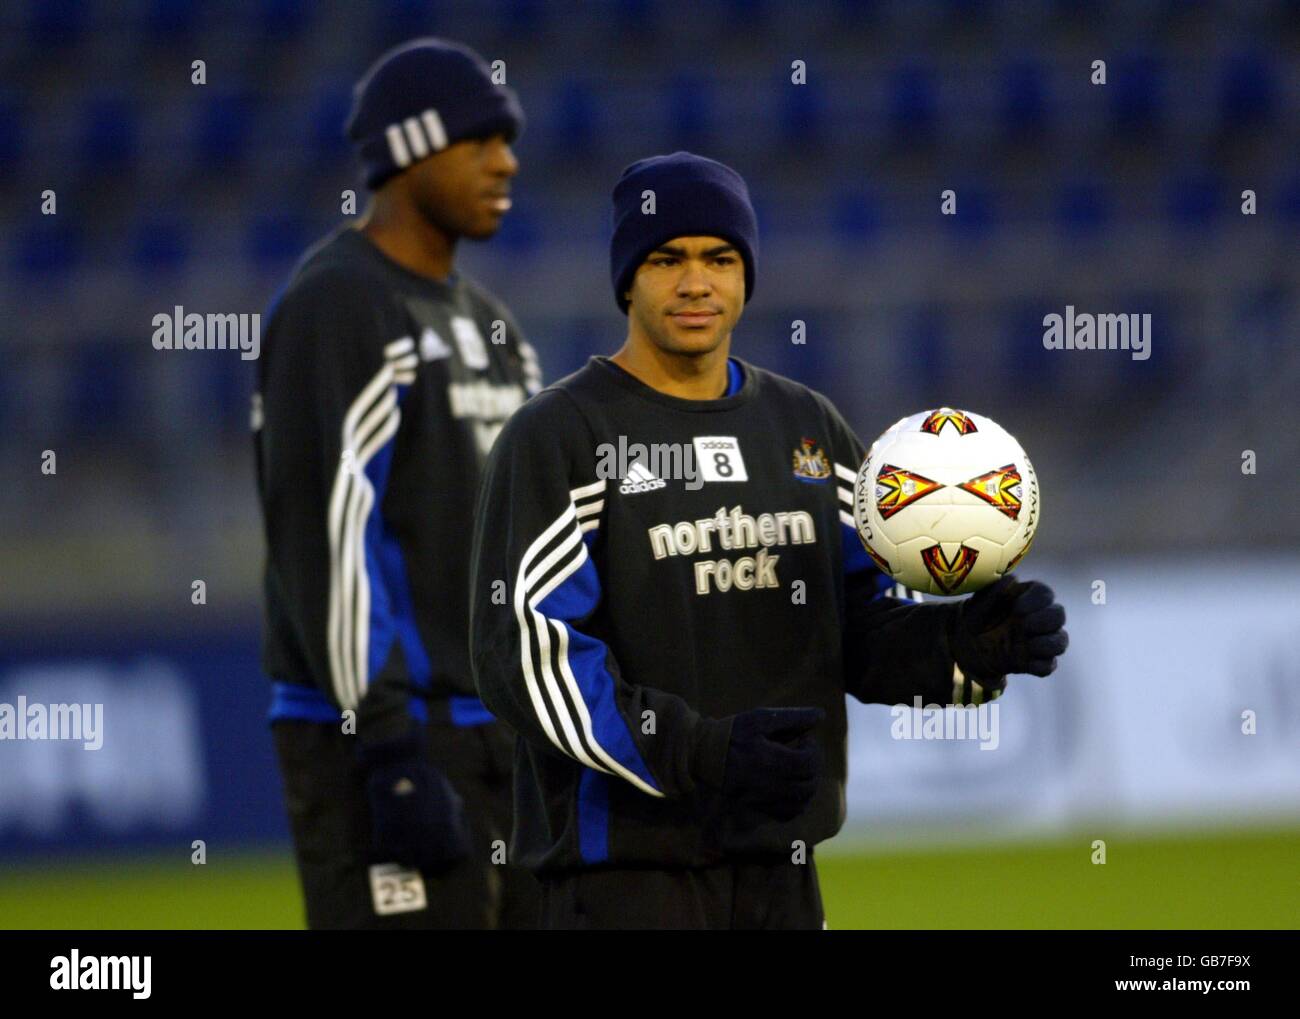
top-left (719, 706), bottom-right (824, 824)
top-left (949, 574), bottom-right (1069, 680)
top-left (357, 727), bottom-right (472, 874)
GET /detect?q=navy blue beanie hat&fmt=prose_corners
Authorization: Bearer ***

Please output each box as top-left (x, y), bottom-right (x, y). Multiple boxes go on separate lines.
top-left (346, 37), bottom-right (524, 190)
top-left (610, 151), bottom-right (758, 314)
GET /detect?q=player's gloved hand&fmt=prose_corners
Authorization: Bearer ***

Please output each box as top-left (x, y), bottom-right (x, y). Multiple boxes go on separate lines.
top-left (357, 726), bottom-right (472, 875)
top-left (949, 574), bottom-right (1069, 680)
top-left (719, 707), bottom-right (825, 823)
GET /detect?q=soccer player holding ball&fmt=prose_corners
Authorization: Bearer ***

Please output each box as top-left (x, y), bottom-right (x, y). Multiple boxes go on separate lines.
top-left (255, 38), bottom-right (540, 929)
top-left (469, 152), bottom-right (1068, 929)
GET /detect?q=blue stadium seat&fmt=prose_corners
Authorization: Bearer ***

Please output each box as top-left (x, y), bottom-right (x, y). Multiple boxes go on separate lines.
top-left (12, 217), bottom-right (81, 280)
top-left (941, 183), bottom-right (997, 240)
top-left (904, 308), bottom-right (950, 390)
top-left (1000, 59), bottom-right (1048, 141)
top-left (192, 89), bottom-right (256, 173)
top-left (0, 359), bottom-right (9, 432)
top-left (834, 0), bottom-right (883, 27)
top-left (830, 189), bottom-right (883, 243)
top-left (1110, 53), bottom-right (1165, 138)
top-left (371, 0), bottom-right (442, 47)
top-left (246, 212), bottom-right (312, 268)
top-left (69, 343), bottom-right (131, 435)
top-left (1164, 171), bottom-right (1221, 230)
top-left (259, 0), bottom-right (313, 39)
top-left (1055, 181), bottom-right (1109, 236)
top-left (130, 216), bottom-right (193, 275)
top-left (1003, 303), bottom-right (1060, 391)
top-left (665, 74), bottom-right (715, 150)
top-left (27, 0), bottom-right (87, 51)
top-left (79, 93), bottom-right (140, 172)
top-left (724, 0), bottom-right (772, 25)
top-left (142, 0), bottom-right (200, 44)
top-left (887, 61), bottom-right (938, 146)
top-left (307, 80), bottom-right (354, 162)
top-left (1231, 283), bottom-right (1287, 352)
top-left (612, 0), bottom-right (655, 31)
top-left (1280, 173), bottom-right (1300, 224)
top-left (0, 91), bottom-right (25, 172)
top-left (782, 81), bottom-right (827, 148)
top-left (561, 317), bottom-right (605, 377)
top-left (491, 201), bottom-right (541, 255)
top-left (501, 0), bottom-right (547, 35)
top-left (943, 0), bottom-right (986, 19)
top-left (551, 79), bottom-right (601, 156)
top-left (1218, 50), bottom-right (1277, 131)
top-left (210, 349), bottom-right (254, 434)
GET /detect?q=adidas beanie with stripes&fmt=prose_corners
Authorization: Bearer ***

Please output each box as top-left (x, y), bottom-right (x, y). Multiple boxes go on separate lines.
top-left (346, 37), bottom-right (525, 190)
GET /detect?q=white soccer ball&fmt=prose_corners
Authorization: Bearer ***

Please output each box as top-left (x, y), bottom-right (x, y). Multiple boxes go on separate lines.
top-left (852, 408), bottom-right (1039, 596)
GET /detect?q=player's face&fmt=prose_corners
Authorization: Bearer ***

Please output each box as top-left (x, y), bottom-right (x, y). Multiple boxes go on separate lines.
top-left (626, 235), bottom-right (744, 356)
top-left (409, 133), bottom-right (518, 239)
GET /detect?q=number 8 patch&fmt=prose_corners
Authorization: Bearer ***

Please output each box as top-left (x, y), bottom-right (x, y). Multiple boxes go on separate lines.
top-left (692, 436), bottom-right (748, 483)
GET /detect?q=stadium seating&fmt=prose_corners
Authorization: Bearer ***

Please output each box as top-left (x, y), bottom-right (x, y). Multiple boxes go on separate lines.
top-left (0, 0), bottom-right (1294, 563)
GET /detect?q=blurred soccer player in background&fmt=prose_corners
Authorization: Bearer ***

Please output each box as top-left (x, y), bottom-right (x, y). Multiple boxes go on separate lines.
top-left (254, 38), bottom-right (541, 929)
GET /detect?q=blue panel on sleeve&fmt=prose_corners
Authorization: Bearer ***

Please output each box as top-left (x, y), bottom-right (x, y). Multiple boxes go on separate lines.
top-left (360, 385), bottom-right (435, 728)
top-left (268, 681), bottom-right (341, 724)
top-left (536, 553), bottom-right (662, 794)
top-left (450, 696), bottom-right (496, 726)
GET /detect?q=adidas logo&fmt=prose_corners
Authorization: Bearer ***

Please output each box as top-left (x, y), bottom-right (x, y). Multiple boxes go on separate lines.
top-left (619, 461), bottom-right (667, 495)
top-left (419, 327), bottom-right (451, 361)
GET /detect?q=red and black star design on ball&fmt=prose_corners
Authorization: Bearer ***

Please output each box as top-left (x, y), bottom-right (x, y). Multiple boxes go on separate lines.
top-left (919, 409), bottom-right (978, 435)
top-left (958, 464), bottom-right (1023, 520)
top-left (875, 464), bottom-right (943, 520)
top-left (921, 543), bottom-right (979, 594)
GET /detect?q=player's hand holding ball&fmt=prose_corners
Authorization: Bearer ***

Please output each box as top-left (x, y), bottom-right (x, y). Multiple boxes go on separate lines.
top-left (949, 574), bottom-right (1069, 680)
top-left (357, 727), bottom-right (473, 875)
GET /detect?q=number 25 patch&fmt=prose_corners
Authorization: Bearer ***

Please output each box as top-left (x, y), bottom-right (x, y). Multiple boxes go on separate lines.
top-left (693, 436), bottom-right (747, 482)
top-left (368, 863), bottom-right (428, 916)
